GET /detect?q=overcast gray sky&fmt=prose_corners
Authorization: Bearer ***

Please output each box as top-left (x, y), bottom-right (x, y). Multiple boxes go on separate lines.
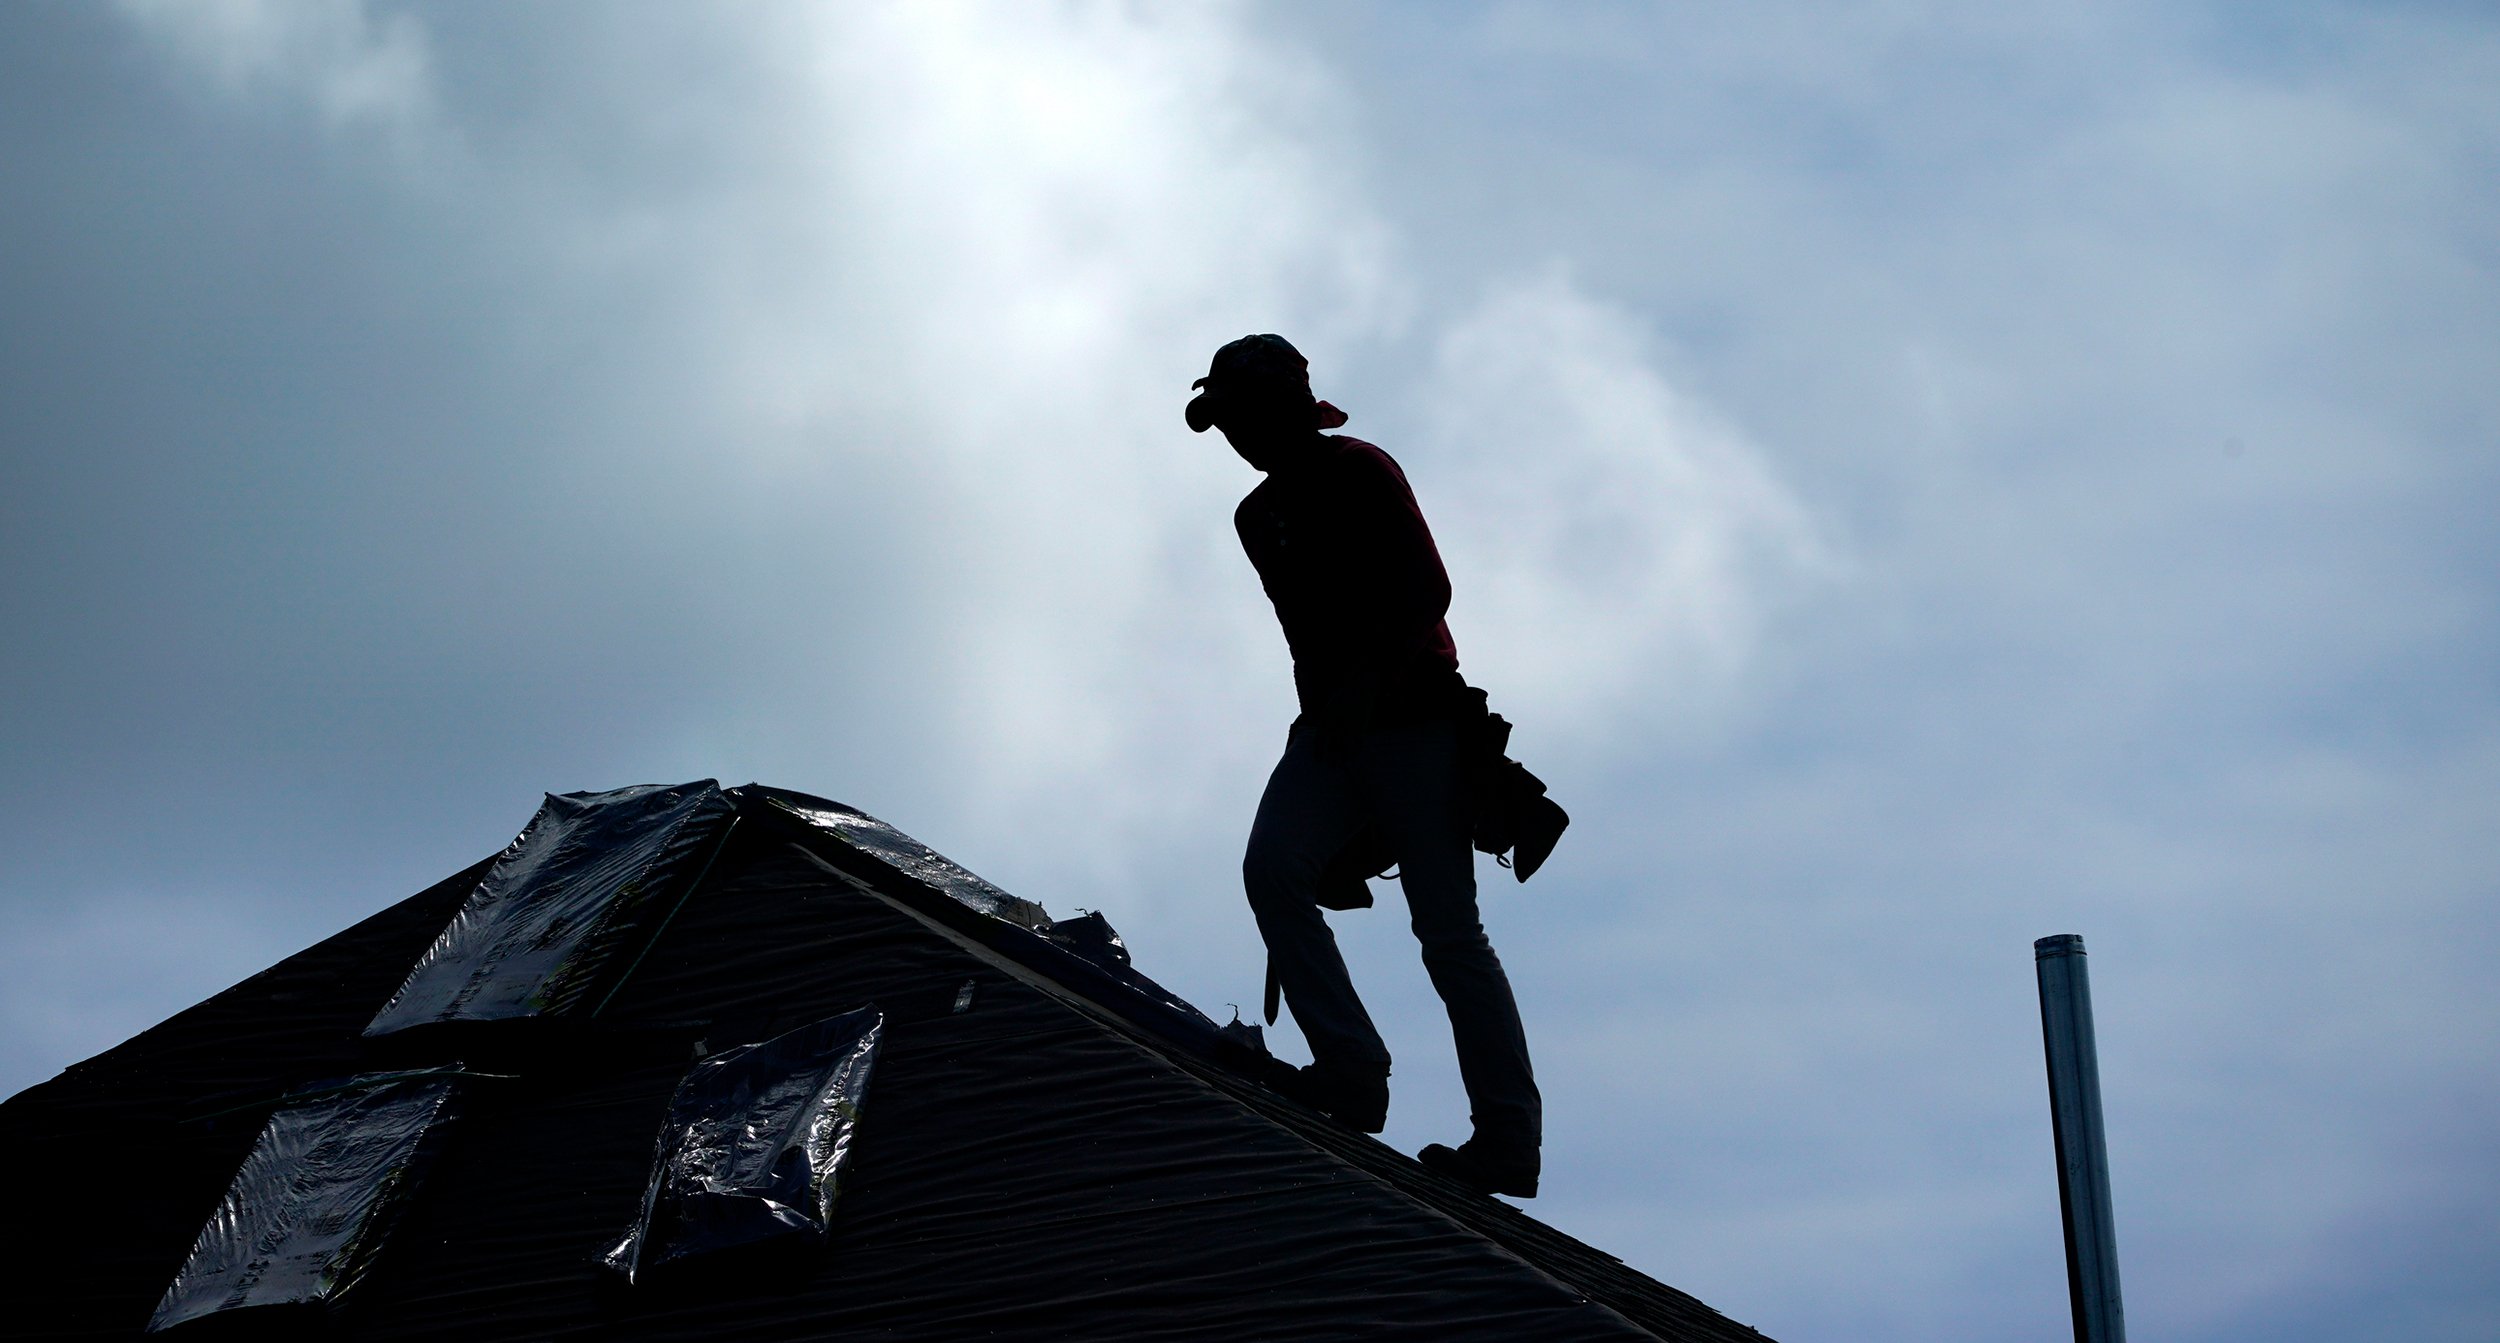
top-left (4, 3), bottom-right (2494, 1339)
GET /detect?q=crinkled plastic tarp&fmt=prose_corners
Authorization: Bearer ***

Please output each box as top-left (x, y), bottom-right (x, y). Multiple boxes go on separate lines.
top-left (603, 1007), bottom-right (885, 1285)
top-left (148, 1071), bottom-right (460, 1332)
top-left (366, 780), bottom-right (736, 1036)
top-left (744, 787), bottom-right (1229, 1047)
top-left (750, 790), bottom-right (1049, 928)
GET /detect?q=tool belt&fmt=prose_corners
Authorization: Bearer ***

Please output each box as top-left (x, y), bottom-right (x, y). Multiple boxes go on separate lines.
top-left (1272, 687), bottom-right (1570, 1024)
top-left (1313, 684), bottom-right (1569, 911)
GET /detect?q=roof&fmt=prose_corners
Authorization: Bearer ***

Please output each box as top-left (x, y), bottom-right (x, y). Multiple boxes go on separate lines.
top-left (0, 782), bottom-right (1775, 1341)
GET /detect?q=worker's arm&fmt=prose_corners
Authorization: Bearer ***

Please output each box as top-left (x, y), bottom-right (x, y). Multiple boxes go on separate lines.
top-left (1304, 444), bottom-right (1456, 750)
top-left (1335, 442), bottom-right (1454, 655)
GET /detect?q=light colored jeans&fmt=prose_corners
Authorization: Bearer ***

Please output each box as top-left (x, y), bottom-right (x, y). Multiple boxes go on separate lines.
top-left (1243, 717), bottom-right (1541, 1149)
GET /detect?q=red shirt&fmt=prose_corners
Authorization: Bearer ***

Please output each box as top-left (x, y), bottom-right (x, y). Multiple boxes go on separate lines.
top-left (1234, 435), bottom-right (1462, 717)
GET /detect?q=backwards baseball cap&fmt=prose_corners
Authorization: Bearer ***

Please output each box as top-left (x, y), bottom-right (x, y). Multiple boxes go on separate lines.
top-left (1186, 333), bottom-right (1348, 433)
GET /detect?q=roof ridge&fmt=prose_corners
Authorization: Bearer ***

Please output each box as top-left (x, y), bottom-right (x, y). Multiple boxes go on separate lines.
top-left (767, 818), bottom-right (1772, 1343)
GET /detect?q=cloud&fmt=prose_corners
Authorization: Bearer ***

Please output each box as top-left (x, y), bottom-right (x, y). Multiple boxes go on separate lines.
top-left (1422, 269), bottom-right (1832, 747)
top-left (10, 4), bottom-right (2498, 1340)
top-left (97, 8), bottom-right (1824, 887)
top-left (116, 0), bottom-right (434, 137)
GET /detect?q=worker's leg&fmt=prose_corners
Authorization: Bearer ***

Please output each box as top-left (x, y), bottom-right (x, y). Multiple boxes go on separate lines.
top-left (1243, 726), bottom-right (1390, 1071)
top-left (1365, 719), bottom-right (1541, 1152)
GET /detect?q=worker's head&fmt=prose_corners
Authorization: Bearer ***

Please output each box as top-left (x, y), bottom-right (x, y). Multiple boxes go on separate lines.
top-left (1186, 334), bottom-right (1346, 469)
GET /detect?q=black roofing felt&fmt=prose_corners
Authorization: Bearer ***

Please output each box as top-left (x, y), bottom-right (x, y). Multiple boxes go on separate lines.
top-left (1, 785), bottom-right (1775, 1342)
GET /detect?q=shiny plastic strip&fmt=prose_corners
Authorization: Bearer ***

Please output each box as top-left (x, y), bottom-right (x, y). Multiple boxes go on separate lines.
top-left (148, 1070), bottom-right (460, 1332)
top-left (603, 1007), bottom-right (885, 1285)
top-left (366, 780), bottom-right (736, 1035)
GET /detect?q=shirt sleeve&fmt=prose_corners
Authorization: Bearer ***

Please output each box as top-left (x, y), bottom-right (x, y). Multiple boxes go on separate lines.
top-left (1333, 443), bottom-right (1453, 651)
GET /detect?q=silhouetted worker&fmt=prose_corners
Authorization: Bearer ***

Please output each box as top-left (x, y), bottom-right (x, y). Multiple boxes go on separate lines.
top-left (1187, 333), bottom-right (1541, 1198)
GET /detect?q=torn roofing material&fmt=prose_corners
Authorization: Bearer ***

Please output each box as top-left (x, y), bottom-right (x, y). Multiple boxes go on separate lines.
top-left (1, 782), bottom-right (1774, 1342)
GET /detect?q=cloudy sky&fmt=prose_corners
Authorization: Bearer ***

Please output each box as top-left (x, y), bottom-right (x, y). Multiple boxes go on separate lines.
top-left (4, 2), bottom-right (2494, 1338)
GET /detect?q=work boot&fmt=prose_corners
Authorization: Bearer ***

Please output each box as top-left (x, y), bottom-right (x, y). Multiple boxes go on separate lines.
top-left (1276, 1059), bottom-right (1390, 1133)
top-left (1417, 1137), bottom-right (1540, 1198)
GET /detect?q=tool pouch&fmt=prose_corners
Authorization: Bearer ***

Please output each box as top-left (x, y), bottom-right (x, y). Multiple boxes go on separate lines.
top-left (1456, 686), bottom-right (1570, 882)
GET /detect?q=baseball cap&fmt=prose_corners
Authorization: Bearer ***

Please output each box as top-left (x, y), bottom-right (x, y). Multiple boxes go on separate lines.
top-left (1186, 334), bottom-right (1348, 433)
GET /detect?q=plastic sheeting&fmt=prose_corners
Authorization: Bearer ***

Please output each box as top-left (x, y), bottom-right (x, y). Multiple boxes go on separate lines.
top-left (745, 788), bottom-right (1049, 928)
top-left (366, 781), bottom-right (737, 1036)
top-left (148, 1070), bottom-right (460, 1332)
top-left (602, 1007), bottom-right (885, 1286)
top-left (738, 786), bottom-right (1265, 1077)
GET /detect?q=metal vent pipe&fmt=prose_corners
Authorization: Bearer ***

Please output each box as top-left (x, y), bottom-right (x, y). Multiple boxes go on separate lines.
top-left (2036, 933), bottom-right (2126, 1343)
